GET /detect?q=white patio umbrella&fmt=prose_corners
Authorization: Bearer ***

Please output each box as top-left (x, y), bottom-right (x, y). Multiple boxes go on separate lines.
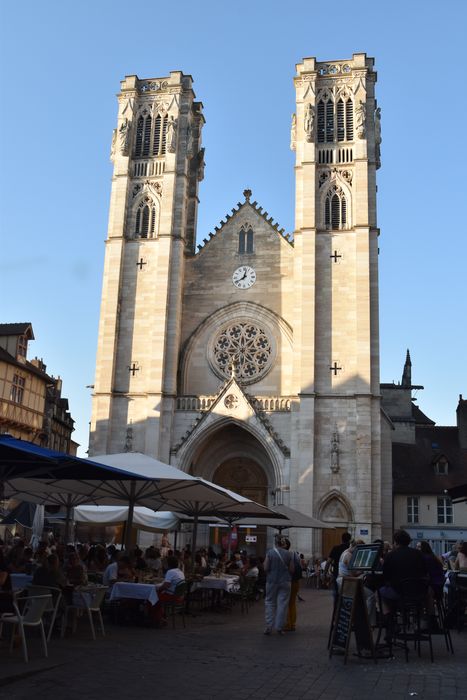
top-left (73, 505), bottom-right (180, 532)
top-left (88, 453), bottom-right (286, 551)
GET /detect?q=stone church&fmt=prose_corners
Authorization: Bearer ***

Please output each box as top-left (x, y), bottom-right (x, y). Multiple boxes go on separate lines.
top-left (89, 53), bottom-right (393, 554)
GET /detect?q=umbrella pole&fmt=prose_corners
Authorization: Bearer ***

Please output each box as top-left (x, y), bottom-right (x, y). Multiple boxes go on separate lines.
top-left (64, 494), bottom-right (72, 544)
top-left (125, 482), bottom-right (136, 552)
top-left (191, 504), bottom-right (199, 556)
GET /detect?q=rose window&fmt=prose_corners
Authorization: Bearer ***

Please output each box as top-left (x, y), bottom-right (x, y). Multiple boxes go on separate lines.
top-left (211, 322), bottom-right (273, 383)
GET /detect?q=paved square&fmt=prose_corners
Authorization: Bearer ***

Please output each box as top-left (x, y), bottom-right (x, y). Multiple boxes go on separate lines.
top-left (1, 590), bottom-right (465, 699)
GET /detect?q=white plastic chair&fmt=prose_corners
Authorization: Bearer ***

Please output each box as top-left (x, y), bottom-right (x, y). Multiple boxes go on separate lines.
top-left (61, 586), bottom-right (107, 640)
top-left (27, 585), bottom-right (63, 641)
top-left (0, 594), bottom-right (51, 663)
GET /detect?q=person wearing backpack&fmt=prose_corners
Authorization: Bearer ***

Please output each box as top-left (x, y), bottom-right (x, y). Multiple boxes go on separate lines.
top-left (283, 538), bottom-right (302, 631)
top-left (263, 535), bottom-right (295, 635)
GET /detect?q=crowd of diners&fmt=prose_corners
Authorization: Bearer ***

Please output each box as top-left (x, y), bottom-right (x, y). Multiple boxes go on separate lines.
top-left (0, 535), bottom-right (277, 626)
top-left (2, 531), bottom-right (465, 633)
top-left (322, 530), bottom-right (467, 640)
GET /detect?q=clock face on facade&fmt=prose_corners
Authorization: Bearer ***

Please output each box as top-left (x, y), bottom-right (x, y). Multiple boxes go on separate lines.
top-left (232, 265), bottom-right (256, 289)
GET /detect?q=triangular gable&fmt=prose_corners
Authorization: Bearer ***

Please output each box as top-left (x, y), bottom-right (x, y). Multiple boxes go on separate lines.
top-left (172, 376), bottom-right (290, 457)
top-left (196, 189), bottom-right (293, 254)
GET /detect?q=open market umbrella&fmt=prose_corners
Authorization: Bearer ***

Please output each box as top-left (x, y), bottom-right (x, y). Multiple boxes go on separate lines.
top-left (229, 503), bottom-right (335, 531)
top-left (89, 453), bottom-right (287, 551)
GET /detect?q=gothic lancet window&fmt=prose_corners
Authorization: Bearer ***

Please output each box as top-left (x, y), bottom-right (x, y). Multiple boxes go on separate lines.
top-left (135, 112), bottom-right (168, 158)
top-left (318, 96), bottom-right (353, 143)
top-left (135, 116), bottom-right (144, 156)
top-left (142, 115), bottom-right (152, 156)
top-left (238, 228), bottom-right (254, 254)
top-left (134, 197), bottom-right (157, 238)
top-left (324, 185), bottom-right (347, 229)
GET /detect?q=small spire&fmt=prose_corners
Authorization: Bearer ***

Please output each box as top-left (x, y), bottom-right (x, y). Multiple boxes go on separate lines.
top-left (401, 349), bottom-right (412, 387)
top-left (243, 189), bottom-right (252, 202)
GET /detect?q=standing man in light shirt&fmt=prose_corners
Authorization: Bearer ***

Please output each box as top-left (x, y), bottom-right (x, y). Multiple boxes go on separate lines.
top-left (263, 535), bottom-right (295, 636)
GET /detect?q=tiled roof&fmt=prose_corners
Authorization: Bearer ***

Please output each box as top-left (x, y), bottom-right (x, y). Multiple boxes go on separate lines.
top-left (0, 323), bottom-right (34, 338)
top-left (393, 425), bottom-right (467, 494)
top-left (412, 403), bottom-right (435, 425)
top-left (0, 345), bottom-right (53, 382)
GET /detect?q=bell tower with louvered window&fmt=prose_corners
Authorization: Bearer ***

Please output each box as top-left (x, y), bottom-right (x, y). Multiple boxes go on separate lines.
top-left (291, 54), bottom-right (387, 546)
top-left (90, 72), bottom-right (205, 458)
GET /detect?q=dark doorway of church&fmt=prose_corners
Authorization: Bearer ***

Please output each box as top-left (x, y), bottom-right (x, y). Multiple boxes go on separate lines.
top-left (212, 458), bottom-right (268, 556)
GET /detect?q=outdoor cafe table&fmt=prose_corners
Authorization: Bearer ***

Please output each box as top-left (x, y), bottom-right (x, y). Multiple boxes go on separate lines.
top-left (10, 573), bottom-right (33, 592)
top-left (110, 582), bottom-right (159, 606)
top-left (195, 575), bottom-right (239, 592)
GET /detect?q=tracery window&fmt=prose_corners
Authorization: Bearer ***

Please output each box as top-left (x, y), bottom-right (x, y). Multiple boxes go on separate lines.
top-left (324, 185), bottom-right (347, 229)
top-left (134, 197), bottom-right (157, 238)
top-left (317, 95), bottom-right (353, 143)
top-left (238, 229), bottom-right (254, 254)
top-left (211, 322), bottom-right (273, 383)
top-left (134, 112), bottom-right (168, 157)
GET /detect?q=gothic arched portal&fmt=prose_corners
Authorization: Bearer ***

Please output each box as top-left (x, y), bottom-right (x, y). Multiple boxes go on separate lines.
top-left (186, 423), bottom-right (276, 555)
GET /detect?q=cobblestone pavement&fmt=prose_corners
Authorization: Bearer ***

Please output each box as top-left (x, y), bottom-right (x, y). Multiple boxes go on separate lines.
top-left (0, 590), bottom-right (466, 700)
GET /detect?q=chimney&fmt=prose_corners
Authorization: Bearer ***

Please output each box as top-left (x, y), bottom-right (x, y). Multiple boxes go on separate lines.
top-left (457, 394), bottom-right (467, 448)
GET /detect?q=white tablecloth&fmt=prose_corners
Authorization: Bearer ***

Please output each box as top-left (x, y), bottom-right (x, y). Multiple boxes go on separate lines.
top-left (110, 582), bottom-right (159, 606)
top-left (193, 575), bottom-right (239, 592)
top-left (10, 574), bottom-right (33, 591)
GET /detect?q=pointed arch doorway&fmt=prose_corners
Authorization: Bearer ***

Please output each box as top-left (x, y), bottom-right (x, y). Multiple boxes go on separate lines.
top-left (187, 423), bottom-right (276, 555)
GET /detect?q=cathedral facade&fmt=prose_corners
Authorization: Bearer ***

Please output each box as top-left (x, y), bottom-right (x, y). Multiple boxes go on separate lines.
top-left (89, 54), bottom-right (393, 553)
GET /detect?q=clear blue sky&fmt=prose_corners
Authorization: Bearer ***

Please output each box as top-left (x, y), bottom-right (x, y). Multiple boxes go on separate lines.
top-left (1, 1), bottom-right (466, 455)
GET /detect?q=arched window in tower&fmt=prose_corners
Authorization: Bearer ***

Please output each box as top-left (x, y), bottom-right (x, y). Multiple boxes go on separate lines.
top-left (238, 230), bottom-right (246, 254)
top-left (135, 115), bottom-right (144, 156)
top-left (153, 114), bottom-right (162, 155)
top-left (142, 115), bottom-right (152, 156)
top-left (337, 98), bottom-right (354, 142)
top-left (345, 98), bottom-right (353, 140)
top-left (318, 94), bottom-right (353, 144)
top-left (246, 228), bottom-right (254, 253)
top-left (317, 96), bottom-right (334, 143)
top-left (324, 185), bottom-right (348, 230)
top-left (134, 197), bottom-right (157, 239)
top-left (238, 228), bottom-right (254, 254)
top-left (140, 205), bottom-right (150, 238)
top-left (161, 114), bottom-right (168, 155)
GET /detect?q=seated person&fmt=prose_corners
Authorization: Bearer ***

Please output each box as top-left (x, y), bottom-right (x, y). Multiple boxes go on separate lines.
top-left (157, 556), bottom-right (185, 601)
top-left (418, 541), bottom-right (445, 597)
top-left (87, 545), bottom-right (108, 573)
top-left (381, 529), bottom-right (427, 608)
top-left (116, 556), bottom-right (136, 582)
top-left (454, 542), bottom-right (467, 571)
top-left (144, 546), bottom-right (162, 574)
top-left (131, 547), bottom-right (147, 571)
top-left (225, 552), bottom-right (243, 573)
top-left (244, 557), bottom-right (259, 579)
top-left (103, 559), bottom-right (119, 586)
top-left (32, 553), bottom-right (66, 589)
top-left (0, 548), bottom-right (14, 615)
top-left (65, 552), bottom-right (88, 587)
top-left (337, 540), bottom-right (376, 624)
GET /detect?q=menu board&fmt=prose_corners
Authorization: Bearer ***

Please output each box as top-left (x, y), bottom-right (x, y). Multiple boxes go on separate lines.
top-left (329, 577), bottom-right (376, 664)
